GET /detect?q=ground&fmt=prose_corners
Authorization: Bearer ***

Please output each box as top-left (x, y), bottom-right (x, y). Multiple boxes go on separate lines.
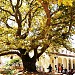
top-left (0, 67), bottom-right (62, 75)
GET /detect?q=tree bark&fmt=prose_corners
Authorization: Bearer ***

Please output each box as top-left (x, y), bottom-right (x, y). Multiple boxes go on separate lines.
top-left (38, 0), bottom-right (51, 26)
top-left (21, 53), bottom-right (37, 72)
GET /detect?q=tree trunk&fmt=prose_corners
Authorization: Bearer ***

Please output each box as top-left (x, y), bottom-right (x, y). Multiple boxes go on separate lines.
top-left (21, 54), bottom-right (37, 72)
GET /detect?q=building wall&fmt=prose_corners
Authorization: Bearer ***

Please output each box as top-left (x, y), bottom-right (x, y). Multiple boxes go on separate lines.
top-left (37, 54), bottom-right (75, 72)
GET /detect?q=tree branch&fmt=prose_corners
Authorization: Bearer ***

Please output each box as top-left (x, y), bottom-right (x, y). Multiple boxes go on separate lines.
top-left (50, 8), bottom-right (60, 16)
top-left (68, 7), bottom-right (73, 33)
top-left (37, 44), bottom-right (49, 58)
top-left (21, 0), bottom-right (34, 22)
top-left (6, 23), bottom-right (13, 29)
top-left (14, 0), bottom-right (22, 36)
top-left (8, 18), bottom-right (15, 22)
top-left (51, 21), bottom-right (70, 26)
top-left (0, 50), bottom-right (21, 57)
top-left (10, 0), bottom-right (15, 12)
top-left (0, 7), bottom-right (14, 16)
top-left (32, 6), bottom-right (42, 18)
top-left (38, 0), bottom-right (51, 26)
top-left (20, 33), bottom-right (28, 39)
top-left (18, 0), bottom-right (22, 8)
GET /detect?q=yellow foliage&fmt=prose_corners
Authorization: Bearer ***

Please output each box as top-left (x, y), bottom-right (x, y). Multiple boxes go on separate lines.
top-left (58, 0), bottom-right (73, 6)
top-left (63, 0), bottom-right (73, 6)
top-left (58, 0), bottom-right (63, 6)
top-left (56, 11), bottom-right (62, 15)
top-left (53, 11), bottom-right (62, 19)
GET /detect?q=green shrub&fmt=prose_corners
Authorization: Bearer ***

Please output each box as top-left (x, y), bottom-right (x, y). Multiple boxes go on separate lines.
top-left (6, 58), bottom-right (21, 66)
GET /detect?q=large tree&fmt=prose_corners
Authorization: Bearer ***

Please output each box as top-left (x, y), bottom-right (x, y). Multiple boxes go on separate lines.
top-left (0, 0), bottom-right (75, 72)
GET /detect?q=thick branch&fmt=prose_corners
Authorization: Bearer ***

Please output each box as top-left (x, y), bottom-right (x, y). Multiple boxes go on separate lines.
top-left (16, 0), bottom-right (20, 7)
top-left (68, 8), bottom-right (73, 33)
top-left (15, 1), bottom-right (22, 36)
top-left (37, 44), bottom-right (49, 58)
top-left (38, 0), bottom-right (51, 26)
top-left (0, 51), bottom-right (21, 57)
top-left (32, 45), bottom-right (39, 59)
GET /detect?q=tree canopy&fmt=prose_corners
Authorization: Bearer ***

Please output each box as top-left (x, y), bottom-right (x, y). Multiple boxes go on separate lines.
top-left (0, 0), bottom-right (75, 72)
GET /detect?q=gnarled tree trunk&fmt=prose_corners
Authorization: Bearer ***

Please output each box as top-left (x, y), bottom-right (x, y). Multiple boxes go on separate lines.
top-left (21, 53), bottom-right (37, 72)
